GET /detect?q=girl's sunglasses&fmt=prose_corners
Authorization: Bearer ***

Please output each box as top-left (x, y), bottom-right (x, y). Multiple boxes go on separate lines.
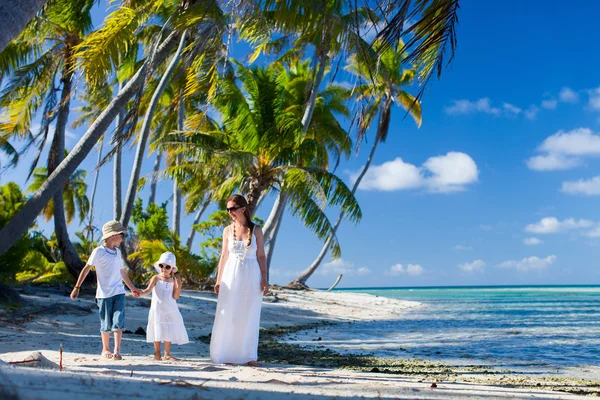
top-left (159, 264), bottom-right (172, 270)
top-left (226, 206), bottom-right (243, 212)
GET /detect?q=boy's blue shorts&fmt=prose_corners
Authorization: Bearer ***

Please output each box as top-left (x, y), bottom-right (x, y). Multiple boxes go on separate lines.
top-left (97, 294), bottom-right (125, 332)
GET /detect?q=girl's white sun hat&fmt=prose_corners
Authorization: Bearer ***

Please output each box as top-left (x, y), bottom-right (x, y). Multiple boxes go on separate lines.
top-left (154, 251), bottom-right (178, 274)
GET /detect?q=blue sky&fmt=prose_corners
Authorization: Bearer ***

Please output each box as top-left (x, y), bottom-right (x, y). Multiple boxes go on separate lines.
top-left (3, 0), bottom-right (600, 288)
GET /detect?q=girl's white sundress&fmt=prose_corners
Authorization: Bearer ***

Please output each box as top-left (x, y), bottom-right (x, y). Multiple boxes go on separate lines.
top-left (146, 278), bottom-right (189, 345)
top-left (210, 227), bottom-right (263, 364)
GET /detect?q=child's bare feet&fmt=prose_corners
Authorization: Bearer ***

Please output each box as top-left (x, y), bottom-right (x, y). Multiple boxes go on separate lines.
top-left (163, 355), bottom-right (178, 361)
top-left (246, 360), bottom-right (261, 367)
top-left (112, 353), bottom-right (122, 360)
top-left (154, 353), bottom-right (162, 361)
top-left (101, 351), bottom-right (113, 359)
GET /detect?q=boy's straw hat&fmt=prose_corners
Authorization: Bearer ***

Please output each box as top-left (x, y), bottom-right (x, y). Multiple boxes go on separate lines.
top-left (101, 220), bottom-right (126, 241)
top-left (154, 251), bottom-right (178, 273)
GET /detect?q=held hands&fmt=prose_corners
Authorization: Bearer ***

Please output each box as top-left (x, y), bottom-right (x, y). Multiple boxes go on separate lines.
top-left (261, 279), bottom-right (269, 296)
top-left (131, 288), bottom-right (141, 298)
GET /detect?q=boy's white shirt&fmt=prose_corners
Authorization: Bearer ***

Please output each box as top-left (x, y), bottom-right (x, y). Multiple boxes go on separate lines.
top-left (88, 246), bottom-right (127, 299)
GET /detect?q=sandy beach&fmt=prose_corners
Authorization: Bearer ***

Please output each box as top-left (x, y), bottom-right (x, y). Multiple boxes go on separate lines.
top-left (0, 286), bottom-right (598, 399)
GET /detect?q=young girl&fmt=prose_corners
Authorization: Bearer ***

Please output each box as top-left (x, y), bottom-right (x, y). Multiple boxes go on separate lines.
top-left (141, 251), bottom-right (189, 360)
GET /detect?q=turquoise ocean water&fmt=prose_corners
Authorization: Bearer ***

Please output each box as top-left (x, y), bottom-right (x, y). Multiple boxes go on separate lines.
top-left (307, 286), bottom-right (600, 368)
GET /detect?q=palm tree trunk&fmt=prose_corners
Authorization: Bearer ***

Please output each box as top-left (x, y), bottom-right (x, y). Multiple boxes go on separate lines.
top-left (86, 134), bottom-right (104, 242)
top-left (262, 191), bottom-right (286, 239)
top-left (0, 0), bottom-right (48, 53)
top-left (185, 197), bottom-right (210, 250)
top-left (48, 57), bottom-right (86, 278)
top-left (289, 100), bottom-right (391, 286)
top-left (114, 81), bottom-right (125, 220)
top-left (301, 49), bottom-right (328, 131)
top-left (264, 202), bottom-right (285, 282)
top-left (148, 150), bottom-right (162, 205)
top-left (121, 30), bottom-right (187, 229)
top-left (172, 93), bottom-right (184, 238)
top-left (0, 31), bottom-right (180, 257)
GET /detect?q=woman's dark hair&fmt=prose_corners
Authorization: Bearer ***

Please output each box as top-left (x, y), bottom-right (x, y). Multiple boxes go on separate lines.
top-left (227, 194), bottom-right (255, 246)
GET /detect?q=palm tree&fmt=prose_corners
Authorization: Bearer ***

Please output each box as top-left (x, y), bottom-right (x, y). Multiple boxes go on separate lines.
top-left (242, 1), bottom-right (377, 264)
top-left (0, 0), bottom-right (49, 53)
top-left (290, 39), bottom-right (422, 287)
top-left (164, 61), bottom-right (361, 263)
top-left (27, 163), bottom-right (90, 226)
top-left (0, 0), bottom-right (228, 257)
top-left (0, 0), bottom-right (96, 276)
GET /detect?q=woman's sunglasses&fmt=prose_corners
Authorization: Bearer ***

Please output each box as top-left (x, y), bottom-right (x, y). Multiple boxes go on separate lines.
top-left (226, 206), bottom-right (243, 212)
top-left (158, 264), bottom-right (172, 270)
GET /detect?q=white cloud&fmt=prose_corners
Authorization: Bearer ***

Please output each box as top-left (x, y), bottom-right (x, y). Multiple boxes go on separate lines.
top-left (541, 99), bottom-right (558, 110)
top-left (503, 102), bottom-right (522, 116)
top-left (387, 263), bottom-right (424, 276)
top-left (480, 224), bottom-right (493, 231)
top-left (527, 128), bottom-right (600, 171)
top-left (354, 152), bottom-right (478, 193)
top-left (589, 96), bottom-right (600, 111)
top-left (538, 128), bottom-right (600, 155)
top-left (524, 105), bottom-right (540, 120)
top-left (458, 259), bottom-right (485, 272)
top-left (453, 244), bottom-right (472, 251)
top-left (588, 87), bottom-right (600, 111)
top-left (321, 258), bottom-right (371, 277)
top-left (526, 153), bottom-right (581, 171)
top-left (354, 157), bottom-right (423, 191)
top-left (559, 87), bottom-right (579, 103)
top-left (423, 152), bottom-right (479, 193)
top-left (444, 98), bottom-right (501, 116)
top-left (525, 217), bottom-right (594, 234)
top-left (562, 176), bottom-right (600, 195)
top-left (584, 225), bottom-right (600, 238)
top-left (498, 255), bottom-right (557, 272)
top-left (357, 267), bottom-right (371, 275)
top-left (524, 237), bottom-right (543, 246)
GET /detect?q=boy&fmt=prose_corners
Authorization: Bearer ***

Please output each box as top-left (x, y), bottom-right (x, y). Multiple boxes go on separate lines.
top-left (70, 220), bottom-right (140, 360)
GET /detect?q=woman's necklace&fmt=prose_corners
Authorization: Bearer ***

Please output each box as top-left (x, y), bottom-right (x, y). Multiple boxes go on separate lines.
top-left (232, 223), bottom-right (252, 261)
top-left (233, 223), bottom-right (251, 249)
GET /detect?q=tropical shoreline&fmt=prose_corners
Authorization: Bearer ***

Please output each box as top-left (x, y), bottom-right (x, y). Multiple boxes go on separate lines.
top-left (0, 286), bottom-right (598, 399)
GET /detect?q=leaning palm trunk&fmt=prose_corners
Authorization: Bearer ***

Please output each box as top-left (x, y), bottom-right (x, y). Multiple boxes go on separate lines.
top-left (121, 30), bottom-right (187, 229)
top-left (185, 197), bottom-right (210, 250)
top-left (290, 99), bottom-right (391, 286)
top-left (0, 0), bottom-right (48, 52)
top-left (0, 31), bottom-right (180, 257)
top-left (113, 81), bottom-right (126, 220)
top-left (262, 190), bottom-right (288, 240)
top-left (172, 94), bottom-right (184, 237)
top-left (148, 150), bottom-right (162, 205)
top-left (264, 204), bottom-right (284, 282)
top-left (48, 58), bottom-right (86, 278)
top-left (86, 134), bottom-right (104, 242)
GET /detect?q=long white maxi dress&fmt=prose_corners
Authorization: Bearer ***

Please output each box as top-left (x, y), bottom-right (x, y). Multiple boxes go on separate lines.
top-left (146, 278), bottom-right (189, 345)
top-left (210, 228), bottom-right (263, 364)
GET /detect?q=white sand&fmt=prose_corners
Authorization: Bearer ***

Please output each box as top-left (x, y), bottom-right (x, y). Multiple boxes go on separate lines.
top-left (0, 287), bottom-right (591, 399)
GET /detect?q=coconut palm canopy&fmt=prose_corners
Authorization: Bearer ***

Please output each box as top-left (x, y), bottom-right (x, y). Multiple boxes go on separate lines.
top-left (0, 0), bottom-right (459, 287)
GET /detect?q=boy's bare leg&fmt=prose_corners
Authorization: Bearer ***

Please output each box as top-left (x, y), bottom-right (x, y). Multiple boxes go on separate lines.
top-left (164, 342), bottom-right (178, 360)
top-left (112, 330), bottom-right (122, 359)
top-left (154, 342), bottom-right (162, 360)
top-left (101, 332), bottom-right (112, 358)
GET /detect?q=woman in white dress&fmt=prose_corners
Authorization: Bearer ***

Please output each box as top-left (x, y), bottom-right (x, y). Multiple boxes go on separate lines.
top-left (141, 251), bottom-right (189, 360)
top-left (210, 194), bottom-right (269, 366)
